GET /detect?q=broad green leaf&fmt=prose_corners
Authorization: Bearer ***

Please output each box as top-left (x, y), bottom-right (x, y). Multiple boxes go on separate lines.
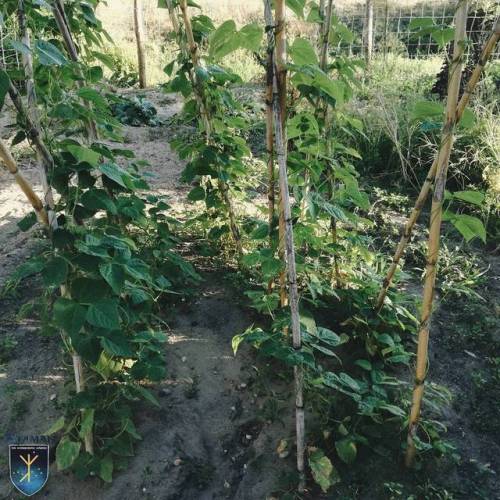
top-left (42, 256), bottom-right (68, 287)
top-left (86, 300), bottom-right (121, 330)
top-left (99, 163), bottom-right (130, 189)
top-left (290, 38), bottom-right (318, 66)
top-left (431, 27), bottom-right (455, 48)
top-left (209, 20), bottom-right (239, 60)
top-left (66, 145), bottom-right (101, 166)
top-left (100, 332), bottom-right (134, 357)
top-left (99, 455), bottom-right (113, 483)
top-left (79, 409), bottom-right (95, 439)
top-left (45, 417), bottom-right (65, 436)
top-left (56, 438), bottom-right (81, 470)
top-left (187, 186), bottom-right (205, 201)
top-left (35, 40), bottom-right (67, 66)
top-left (459, 108), bottom-right (475, 128)
top-left (409, 18), bottom-right (434, 29)
top-left (10, 40), bottom-right (31, 56)
top-left (335, 438), bottom-right (357, 464)
top-left (286, 0), bottom-right (306, 18)
top-left (99, 263), bottom-right (125, 294)
top-left (238, 23), bottom-right (263, 52)
top-left (53, 298), bottom-right (86, 336)
top-left (451, 214), bottom-right (486, 243)
top-left (452, 190), bottom-right (484, 206)
top-left (411, 100), bottom-right (444, 121)
top-left (17, 212), bottom-right (37, 232)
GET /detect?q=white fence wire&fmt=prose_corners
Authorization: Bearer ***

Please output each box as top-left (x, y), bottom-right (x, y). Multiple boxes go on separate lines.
top-left (333, 1), bottom-right (499, 59)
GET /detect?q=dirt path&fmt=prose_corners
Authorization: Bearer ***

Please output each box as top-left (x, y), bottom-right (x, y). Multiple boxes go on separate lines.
top-left (0, 90), bottom-right (289, 499)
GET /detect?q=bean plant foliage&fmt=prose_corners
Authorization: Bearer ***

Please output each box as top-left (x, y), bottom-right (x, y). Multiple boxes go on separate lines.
top-left (160, 0), bottom-right (473, 493)
top-left (1, 0), bottom-right (199, 482)
top-left (0, 0), bottom-right (489, 494)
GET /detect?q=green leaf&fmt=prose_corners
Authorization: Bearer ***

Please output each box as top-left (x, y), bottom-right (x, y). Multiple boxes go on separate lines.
top-left (209, 20), bottom-right (239, 60)
top-left (99, 455), bottom-right (113, 483)
top-left (286, 0), bottom-right (306, 18)
top-left (42, 257), bottom-right (68, 287)
top-left (309, 449), bottom-right (339, 493)
top-left (290, 38), bottom-right (318, 66)
top-left (53, 298), bottom-right (86, 336)
top-left (99, 263), bottom-right (125, 294)
top-left (100, 332), bottom-right (134, 357)
top-left (459, 108), bottom-right (475, 128)
top-left (411, 100), bottom-right (444, 121)
top-left (335, 438), bottom-right (357, 464)
top-left (452, 190), bottom-right (484, 206)
top-left (409, 18), bottom-right (435, 29)
top-left (45, 417), bottom-right (65, 436)
top-left (10, 40), bottom-right (31, 56)
top-left (99, 163), bottom-right (132, 189)
top-left (355, 359), bottom-right (372, 371)
top-left (81, 189), bottom-right (117, 214)
top-left (79, 409), bottom-right (95, 439)
top-left (431, 27), bottom-right (455, 48)
top-left (66, 145), bottom-right (101, 166)
top-left (17, 212), bottom-right (37, 231)
top-left (187, 186), bottom-right (205, 201)
top-left (451, 214), bottom-right (486, 243)
top-left (238, 23), bottom-right (263, 52)
top-left (86, 300), bottom-right (121, 330)
top-left (56, 438), bottom-right (81, 470)
top-left (35, 40), bottom-right (67, 66)
top-left (0, 69), bottom-right (9, 111)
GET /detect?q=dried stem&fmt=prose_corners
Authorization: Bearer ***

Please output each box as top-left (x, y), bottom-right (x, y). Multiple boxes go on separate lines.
top-left (273, 1), bottom-right (305, 489)
top-left (133, 0), bottom-right (147, 88)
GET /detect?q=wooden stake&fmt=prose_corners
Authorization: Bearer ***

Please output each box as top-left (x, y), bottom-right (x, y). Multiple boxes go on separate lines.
top-left (405, 0), bottom-right (468, 467)
top-left (375, 20), bottom-right (500, 312)
top-left (273, 1), bottom-right (305, 489)
top-left (264, 0), bottom-right (275, 249)
top-left (133, 0), bottom-right (147, 88)
top-left (0, 138), bottom-right (48, 226)
top-left (364, 0), bottom-right (374, 67)
top-left (178, 0), bottom-right (242, 258)
top-left (274, 0), bottom-right (289, 310)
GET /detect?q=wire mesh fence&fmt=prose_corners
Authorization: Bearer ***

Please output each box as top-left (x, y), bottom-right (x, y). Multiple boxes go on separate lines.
top-left (0, 21), bottom-right (21, 71)
top-left (333, 1), bottom-right (499, 59)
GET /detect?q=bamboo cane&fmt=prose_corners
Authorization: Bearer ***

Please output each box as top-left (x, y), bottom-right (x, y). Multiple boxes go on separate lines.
top-left (405, 0), bottom-right (468, 467)
top-left (178, 0), bottom-right (243, 258)
top-left (272, 2), bottom-right (305, 489)
top-left (364, 0), bottom-right (374, 67)
top-left (375, 20), bottom-right (500, 312)
top-left (53, 0), bottom-right (98, 140)
top-left (274, 0), bottom-right (289, 311)
top-left (133, 0), bottom-right (147, 88)
top-left (264, 0), bottom-right (275, 249)
top-left (0, 138), bottom-right (48, 226)
top-left (18, 0), bottom-right (57, 231)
